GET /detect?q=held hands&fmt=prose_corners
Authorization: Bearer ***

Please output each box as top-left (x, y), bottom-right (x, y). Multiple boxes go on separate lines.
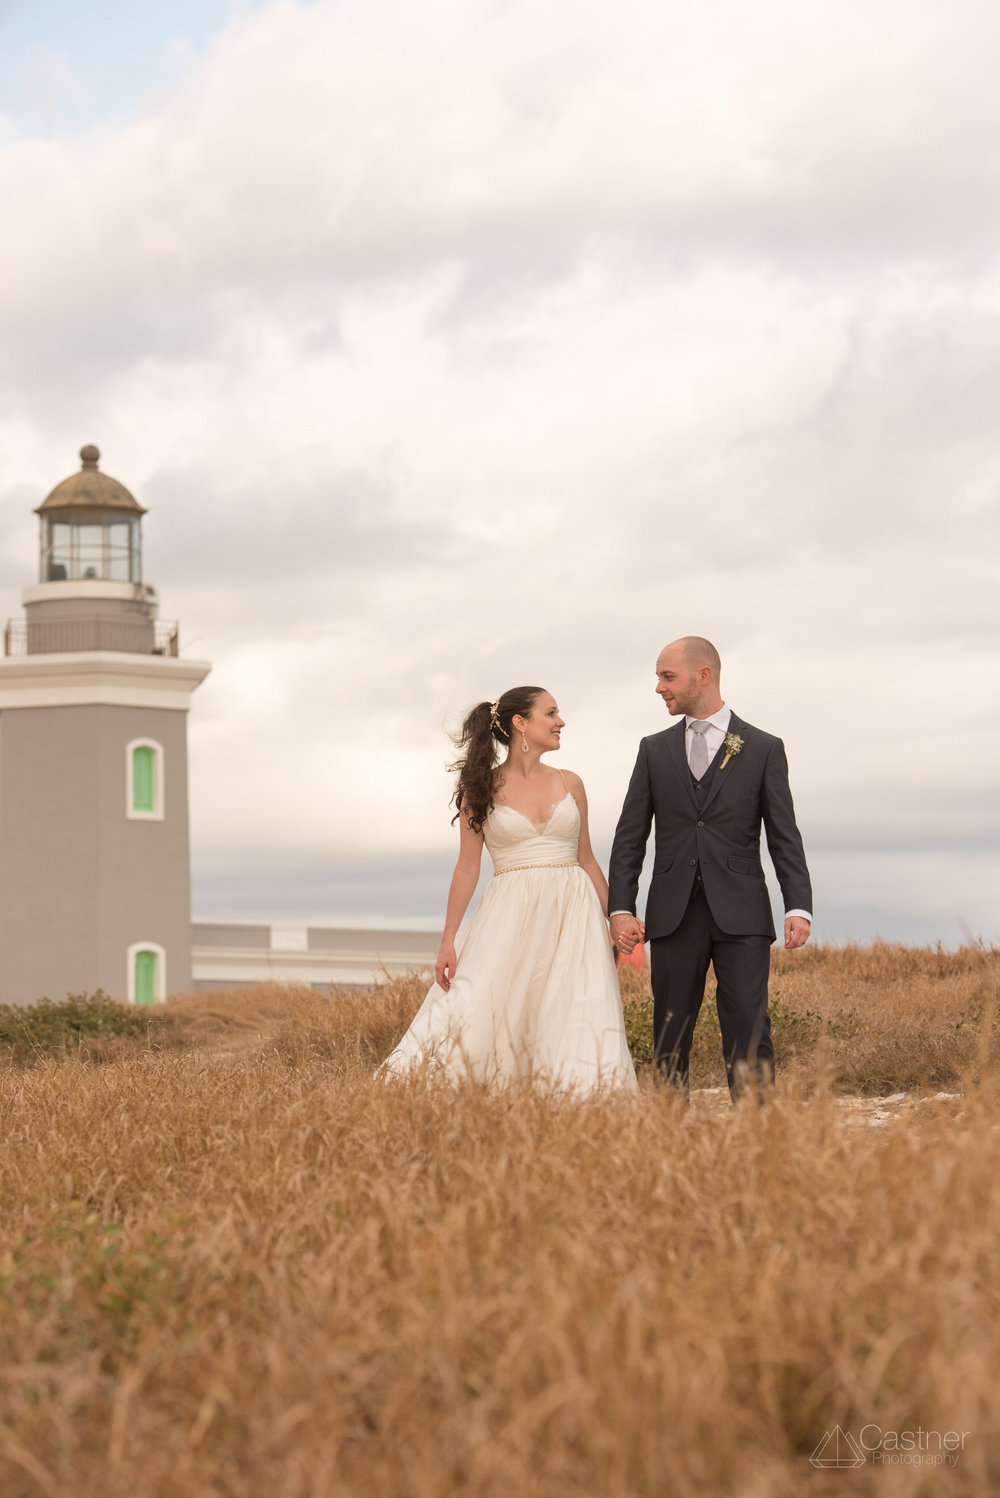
top-left (784, 916), bottom-right (811, 950)
top-left (435, 941), bottom-right (458, 991)
top-left (609, 912), bottom-right (645, 956)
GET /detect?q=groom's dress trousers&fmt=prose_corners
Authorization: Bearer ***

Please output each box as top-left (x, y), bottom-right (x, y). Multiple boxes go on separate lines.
top-left (608, 713), bottom-right (812, 1094)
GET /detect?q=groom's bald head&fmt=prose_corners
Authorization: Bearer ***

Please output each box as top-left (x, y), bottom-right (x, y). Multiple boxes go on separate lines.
top-left (669, 636), bottom-right (721, 678)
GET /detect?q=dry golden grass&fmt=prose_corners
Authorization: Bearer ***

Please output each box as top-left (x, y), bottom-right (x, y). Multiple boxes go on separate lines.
top-left (1, 949), bottom-right (998, 1497)
top-left (619, 940), bottom-right (1000, 1092)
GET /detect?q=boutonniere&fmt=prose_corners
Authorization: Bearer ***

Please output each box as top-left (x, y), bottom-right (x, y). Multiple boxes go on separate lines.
top-left (720, 732), bottom-right (744, 770)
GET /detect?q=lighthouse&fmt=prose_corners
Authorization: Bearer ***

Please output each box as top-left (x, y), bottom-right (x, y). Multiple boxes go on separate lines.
top-left (0, 446), bottom-right (210, 1006)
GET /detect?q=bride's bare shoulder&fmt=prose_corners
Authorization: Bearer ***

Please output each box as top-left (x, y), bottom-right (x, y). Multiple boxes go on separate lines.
top-left (559, 767), bottom-right (586, 794)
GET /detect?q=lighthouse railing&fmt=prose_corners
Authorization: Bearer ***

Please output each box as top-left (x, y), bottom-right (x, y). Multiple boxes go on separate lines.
top-left (3, 619), bottom-right (180, 657)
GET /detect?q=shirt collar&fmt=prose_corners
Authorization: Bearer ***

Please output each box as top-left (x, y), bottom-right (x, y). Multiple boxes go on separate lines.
top-left (685, 704), bottom-right (731, 732)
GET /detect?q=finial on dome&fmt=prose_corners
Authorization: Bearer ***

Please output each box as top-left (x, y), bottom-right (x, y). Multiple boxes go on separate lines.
top-left (80, 445), bottom-right (100, 469)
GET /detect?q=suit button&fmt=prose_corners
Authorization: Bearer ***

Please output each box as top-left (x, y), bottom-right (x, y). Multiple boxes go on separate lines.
top-left (697, 820), bottom-right (704, 827)
top-left (689, 859), bottom-right (696, 866)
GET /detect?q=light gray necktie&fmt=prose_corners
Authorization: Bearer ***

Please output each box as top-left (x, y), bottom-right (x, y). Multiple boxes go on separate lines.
top-left (688, 719), bottom-right (711, 778)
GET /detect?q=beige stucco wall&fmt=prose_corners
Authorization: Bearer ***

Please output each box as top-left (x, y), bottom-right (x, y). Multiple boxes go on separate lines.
top-left (0, 702), bottom-right (193, 1006)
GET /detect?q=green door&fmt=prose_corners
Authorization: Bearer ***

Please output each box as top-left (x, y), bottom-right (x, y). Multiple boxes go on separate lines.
top-left (134, 949), bottom-right (158, 1005)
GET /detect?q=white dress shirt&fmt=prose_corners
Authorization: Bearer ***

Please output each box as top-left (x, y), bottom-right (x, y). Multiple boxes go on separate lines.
top-left (611, 702), bottom-right (812, 925)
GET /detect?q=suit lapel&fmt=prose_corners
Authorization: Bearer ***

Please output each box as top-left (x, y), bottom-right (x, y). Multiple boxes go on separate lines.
top-left (699, 712), bottom-right (748, 814)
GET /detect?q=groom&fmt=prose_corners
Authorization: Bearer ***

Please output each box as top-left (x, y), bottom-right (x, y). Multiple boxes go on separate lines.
top-left (608, 637), bottom-right (812, 1097)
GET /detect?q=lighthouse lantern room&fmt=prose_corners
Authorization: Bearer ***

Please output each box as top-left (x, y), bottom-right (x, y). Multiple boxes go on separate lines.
top-left (39, 443), bottom-right (143, 583)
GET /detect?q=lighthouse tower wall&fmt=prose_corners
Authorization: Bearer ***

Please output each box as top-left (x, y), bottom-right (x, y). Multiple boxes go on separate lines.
top-left (0, 701), bottom-right (194, 1006)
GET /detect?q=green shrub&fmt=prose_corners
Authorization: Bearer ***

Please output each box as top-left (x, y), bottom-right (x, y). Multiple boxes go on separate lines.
top-left (621, 990), bottom-right (655, 1066)
top-left (0, 992), bottom-right (165, 1065)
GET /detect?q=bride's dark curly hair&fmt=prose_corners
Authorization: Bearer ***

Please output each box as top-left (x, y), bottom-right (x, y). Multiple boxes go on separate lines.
top-left (450, 686), bottom-right (546, 833)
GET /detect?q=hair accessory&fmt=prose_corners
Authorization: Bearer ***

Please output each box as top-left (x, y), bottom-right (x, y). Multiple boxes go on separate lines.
top-left (490, 700), bottom-right (509, 738)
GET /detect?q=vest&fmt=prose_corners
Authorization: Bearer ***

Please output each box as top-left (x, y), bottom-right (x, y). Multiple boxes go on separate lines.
top-left (690, 741), bottom-right (725, 809)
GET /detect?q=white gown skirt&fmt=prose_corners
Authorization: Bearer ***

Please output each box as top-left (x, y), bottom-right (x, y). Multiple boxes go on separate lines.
top-left (381, 813), bottom-right (638, 1094)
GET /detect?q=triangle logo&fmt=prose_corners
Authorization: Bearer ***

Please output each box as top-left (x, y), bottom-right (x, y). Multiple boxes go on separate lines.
top-left (810, 1426), bottom-right (867, 1469)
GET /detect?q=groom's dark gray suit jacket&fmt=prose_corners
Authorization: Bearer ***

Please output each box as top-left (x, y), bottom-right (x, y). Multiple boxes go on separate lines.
top-left (608, 713), bottom-right (812, 942)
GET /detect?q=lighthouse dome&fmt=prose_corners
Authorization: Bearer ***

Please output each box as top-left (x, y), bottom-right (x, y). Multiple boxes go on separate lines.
top-left (36, 445), bottom-right (146, 516)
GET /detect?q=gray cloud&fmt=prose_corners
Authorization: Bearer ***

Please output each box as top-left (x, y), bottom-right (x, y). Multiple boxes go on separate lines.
top-left (193, 846), bottom-right (461, 926)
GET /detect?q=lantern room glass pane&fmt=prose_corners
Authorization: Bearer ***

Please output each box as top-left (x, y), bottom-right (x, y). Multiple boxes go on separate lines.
top-left (76, 524), bottom-right (103, 579)
top-left (46, 521), bottom-right (72, 581)
top-left (107, 519), bottom-right (133, 581)
top-left (134, 950), bottom-right (158, 1005)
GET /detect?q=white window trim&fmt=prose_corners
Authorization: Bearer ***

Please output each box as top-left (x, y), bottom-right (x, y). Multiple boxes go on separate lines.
top-left (126, 737), bottom-right (164, 820)
top-left (127, 942), bottom-right (167, 1004)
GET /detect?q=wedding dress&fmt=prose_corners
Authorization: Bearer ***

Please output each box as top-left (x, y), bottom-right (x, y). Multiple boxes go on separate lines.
top-left (381, 789), bottom-right (638, 1091)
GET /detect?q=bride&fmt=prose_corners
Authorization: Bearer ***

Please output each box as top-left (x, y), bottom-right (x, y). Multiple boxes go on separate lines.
top-left (380, 686), bottom-right (638, 1091)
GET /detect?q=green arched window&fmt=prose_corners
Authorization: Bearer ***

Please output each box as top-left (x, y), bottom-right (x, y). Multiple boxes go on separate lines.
top-left (127, 740), bottom-right (163, 819)
top-left (132, 747), bottom-right (154, 812)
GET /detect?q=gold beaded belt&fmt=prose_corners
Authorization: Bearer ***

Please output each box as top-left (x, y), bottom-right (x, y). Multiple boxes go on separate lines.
top-left (494, 860), bottom-right (579, 876)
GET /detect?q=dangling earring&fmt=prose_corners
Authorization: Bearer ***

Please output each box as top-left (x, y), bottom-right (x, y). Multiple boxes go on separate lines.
top-left (521, 731), bottom-right (529, 753)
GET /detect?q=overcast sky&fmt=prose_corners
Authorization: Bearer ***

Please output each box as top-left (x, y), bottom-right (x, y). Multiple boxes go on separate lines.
top-left (1, 0), bottom-right (998, 945)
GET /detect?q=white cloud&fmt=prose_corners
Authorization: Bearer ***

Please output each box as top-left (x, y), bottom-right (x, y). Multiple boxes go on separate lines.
top-left (1, 0), bottom-right (998, 942)
top-left (4, 0), bottom-right (1000, 322)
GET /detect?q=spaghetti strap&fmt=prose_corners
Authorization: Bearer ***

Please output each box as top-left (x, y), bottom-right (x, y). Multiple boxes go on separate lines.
top-left (557, 768), bottom-right (570, 795)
